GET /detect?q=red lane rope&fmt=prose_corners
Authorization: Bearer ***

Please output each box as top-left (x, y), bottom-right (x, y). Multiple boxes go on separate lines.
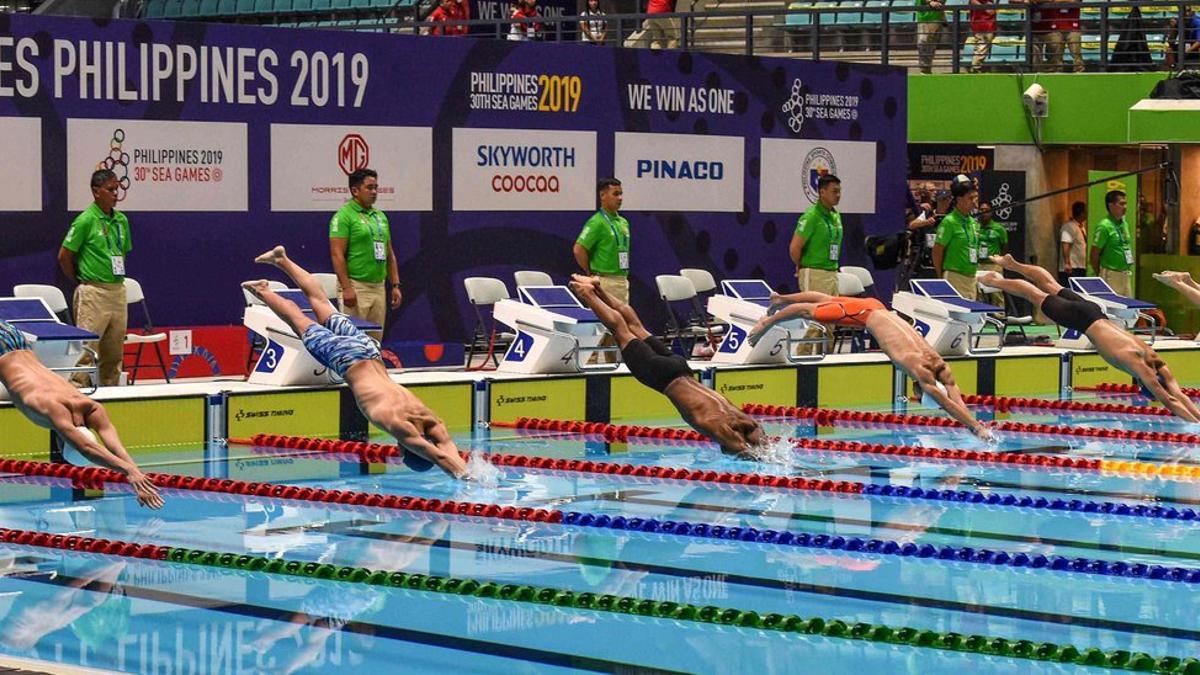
top-left (0, 527), bottom-right (170, 560)
top-left (230, 435), bottom-right (864, 493)
top-left (741, 404), bottom-right (1200, 445)
top-left (1076, 383), bottom-right (1200, 397)
top-left (960, 394), bottom-right (1170, 417)
top-left (0, 459), bottom-right (564, 524)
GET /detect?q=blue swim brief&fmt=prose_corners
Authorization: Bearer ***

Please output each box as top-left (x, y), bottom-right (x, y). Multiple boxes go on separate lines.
top-left (301, 313), bottom-right (381, 378)
top-left (0, 320), bottom-right (30, 357)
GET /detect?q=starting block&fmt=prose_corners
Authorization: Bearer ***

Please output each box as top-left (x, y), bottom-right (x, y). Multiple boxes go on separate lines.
top-left (893, 279), bottom-right (1004, 356)
top-left (1055, 277), bottom-right (1158, 350)
top-left (705, 279), bottom-right (826, 364)
top-left (244, 289), bottom-right (379, 386)
top-left (492, 286), bottom-right (619, 374)
top-left (0, 298), bottom-right (99, 390)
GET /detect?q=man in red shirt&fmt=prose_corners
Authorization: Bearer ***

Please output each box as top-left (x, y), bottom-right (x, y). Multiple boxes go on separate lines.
top-left (624, 0), bottom-right (678, 50)
top-left (969, 0), bottom-right (997, 72)
top-left (428, 0), bottom-right (468, 35)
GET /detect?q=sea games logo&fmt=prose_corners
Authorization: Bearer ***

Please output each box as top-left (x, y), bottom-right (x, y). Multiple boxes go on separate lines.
top-left (338, 133), bottom-right (369, 175)
top-left (782, 79), bottom-right (807, 134)
top-left (96, 128), bottom-right (132, 202)
top-left (801, 147), bottom-right (837, 202)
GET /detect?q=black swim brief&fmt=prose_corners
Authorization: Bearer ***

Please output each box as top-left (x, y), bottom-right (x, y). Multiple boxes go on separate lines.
top-left (1040, 288), bottom-right (1106, 334)
top-left (621, 337), bottom-right (693, 393)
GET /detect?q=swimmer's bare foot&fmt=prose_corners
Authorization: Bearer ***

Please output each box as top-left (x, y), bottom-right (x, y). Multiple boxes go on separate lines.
top-left (979, 271), bottom-right (1003, 287)
top-left (1155, 271), bottom-right (1192, 287)
top-left (241, 280), bottom-right (270, 298)
top-left (766, 292), bottom-right (786, 316)
top-left (989, 254), bottom-right (1016, 269)
top-left (254, 245), bottom-right (286, 266)
top-left (570, 273), bottom-right (600, 289)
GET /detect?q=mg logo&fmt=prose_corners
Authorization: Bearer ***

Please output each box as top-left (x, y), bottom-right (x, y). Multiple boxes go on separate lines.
top-left (338, 134), bottom-right (369, 175)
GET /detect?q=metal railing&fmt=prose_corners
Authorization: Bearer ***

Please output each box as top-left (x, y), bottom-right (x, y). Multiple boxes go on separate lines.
top-left (329, 1), bottom-right (1197, 73)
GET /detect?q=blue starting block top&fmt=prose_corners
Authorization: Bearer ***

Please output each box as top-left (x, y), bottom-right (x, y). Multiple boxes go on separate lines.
top-left (517, 286), bottom-right (599, 323)
top-left (720, 279), bottom-right (774, 307)
top-left (275, 290), bottom-right (380, 331)
top-left (0, 298), bottom-right (98, 341)
top-left (909, 279), bottom-right (1002, 313)
top-left (1070, 277), bottom-right (1156, 310)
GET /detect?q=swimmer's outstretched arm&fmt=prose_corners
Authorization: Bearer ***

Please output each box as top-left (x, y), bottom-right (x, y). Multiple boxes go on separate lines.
top-left (1136, 364), bottom-right (1200, 422)
top-left (1155, 271), bottom-right (1200, 309)
top-left (51, 406), bottom-right (164, 509)
top-left (748, 303), bottom-right (817, 346)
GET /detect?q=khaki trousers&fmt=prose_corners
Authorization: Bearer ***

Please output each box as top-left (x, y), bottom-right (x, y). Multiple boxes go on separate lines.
top-left (976, 260), bottom-right (1004, 309)
top-left (624, 16), bottom-right (678, 49)
top-left (1100, 267), bottom-right (1132, 297)
top-left (594, 274), bottom-right (629, 363)
top-left (339, 279), bottom-right (386, 339)
top-left (943, 269), bottom-right (978, 301)
top-left (970, 32), bottom-right (994, 71)
top-left (73, 281), bottom-right (128, 386)
top-left (797, 267), bottom-right (839, 353)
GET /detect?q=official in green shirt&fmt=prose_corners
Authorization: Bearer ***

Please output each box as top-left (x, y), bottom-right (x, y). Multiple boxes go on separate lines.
top-left (789, 174), bottom-right (843, 353)
top-left (1090, 190), bottom-right (1133, 297)
top-left (330, 168), bottom-right (401, 336)
top-left (57, 169), bottom-right (132, 387)
top-left (933, 176), bottom-right (982, 300)
top-left (574, 177), bottom-right (630, 303)
top-left (917, 0), bottom-right (946, 73)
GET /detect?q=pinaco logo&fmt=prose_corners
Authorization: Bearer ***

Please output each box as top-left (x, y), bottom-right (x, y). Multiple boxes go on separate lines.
top-left (96, 128), bottom-right (132, 202)
top-left (802, 147), bottom-right (837, 202)
top-left (338, 133), bottom-right (370, 176)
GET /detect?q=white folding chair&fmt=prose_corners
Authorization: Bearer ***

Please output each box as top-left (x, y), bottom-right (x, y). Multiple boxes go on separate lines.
top-left (514, 270), bottom-right (553, 289)
top-left (836, 272), bottom-right (866, 296)
top-left (464, 277), bottom-right (515, 369)
top-left (13, 284), bottom-right (71, 323)
top-left (123, 277), bottom-right (171, 384)
top-left (679, 268), bottom-right (717, 294)
top-left (839, 265), bottom-right (877, 298)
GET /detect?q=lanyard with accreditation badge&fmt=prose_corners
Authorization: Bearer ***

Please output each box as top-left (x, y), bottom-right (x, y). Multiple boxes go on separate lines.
top-left (361, 210), bottom-right (387, 262)
top-left (823, 210), bottom-right (842, 261)
top-left (1115, 220), bottom-right (1134, 265)
top-left (600, 211), bottom-right (629, 270)
top-left (102, 215), bottom-right (125, 276)
top-left (962, 218), bottom-right (982, 264)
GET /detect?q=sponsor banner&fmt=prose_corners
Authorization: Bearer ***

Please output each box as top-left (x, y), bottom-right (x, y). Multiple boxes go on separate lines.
top-left (227, 391), bottom-right (340, 438)
top-left (759, 138), bottom-right (877, 214)
top-left (613, 132), bottom-right (744, 212)
top-left (229, 455), bottom-right (341, 482)
top-left (713, 368), bottom-right (796, 407)
top-left (67, 118), bottom-right (248, 211)
top-left (1072, 353), bottom-right (1121, 389)
top-left (995, 355), bottom-right (1060, 397)
top-left (102, 397), bottom-right (206, 450)
top-left (0, 406), bottom-right (50, 461)
top-left (817, 363), bottom-right (894, 409)
top-left (489, 377), bottom-right (585, 424)
top-left (270, 124), bottom-right (432, 212)
top-left (452, 128), bottom-right (596, 211)
top-left (609, 374), bottom-right (687, 422)
top-left (908, 144), bottom-right (994, 179)
top-left (0, 117), bottom-right (41, 211)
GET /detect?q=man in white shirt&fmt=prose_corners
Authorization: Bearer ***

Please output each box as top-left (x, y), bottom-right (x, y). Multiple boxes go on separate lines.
top-left (1059, 200), bottom-right (1087, 285)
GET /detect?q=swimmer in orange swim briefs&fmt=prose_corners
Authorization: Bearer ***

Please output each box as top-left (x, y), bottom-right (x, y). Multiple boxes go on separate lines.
top-left (749, 290), bottom-right (992, 439)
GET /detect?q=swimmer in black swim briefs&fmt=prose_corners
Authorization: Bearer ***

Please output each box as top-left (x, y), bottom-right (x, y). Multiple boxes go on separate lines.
top-left (568, 274), bottom-right (765, 455)
top-left (981, 255), bottom-right (1200, 421)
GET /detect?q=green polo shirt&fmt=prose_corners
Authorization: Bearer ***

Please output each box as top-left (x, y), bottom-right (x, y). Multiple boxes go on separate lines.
top-left (62, 203), bottom-right (132, 283)
top-left (1093, 215), bottom-right (1133, 272)
top-left (980, 220), bottom-right (1008, 256)
top-left (330, 200), bottom-right (391, 283)
top-left (935, 209), bottom-right (980, 276)
top-left (917, 0), bottom-right (945, 23)
top-left (576, 209), bottom-right (630, 276)
top-left (794, 202), bottom-right (843, 272)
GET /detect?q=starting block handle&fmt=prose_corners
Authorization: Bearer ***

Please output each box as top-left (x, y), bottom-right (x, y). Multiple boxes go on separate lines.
top-left (967, 316), bottom-right (1005, 355)
top-left (1131, 312), bottom-right (1160, 343)
top-left (46, 345), bottom-right (99, 394)
top-left (785, 322), bottom-right (828, 363)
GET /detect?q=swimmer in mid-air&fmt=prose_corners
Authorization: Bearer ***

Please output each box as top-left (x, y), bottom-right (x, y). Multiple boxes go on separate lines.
top-left (244, 246), bottom-right (469, 478)
top-left (982, 255), bottom-right (1200, 421)
top-left (0, 322), bottom-right (163, 508)
top-left (749, 292), bottom-right (993, 439)
top-left (568, 274), bottom-right (766, 455)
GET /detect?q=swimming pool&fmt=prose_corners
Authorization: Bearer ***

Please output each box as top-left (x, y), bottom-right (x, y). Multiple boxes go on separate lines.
top-left (1, 393), bottom-right (1198, 673)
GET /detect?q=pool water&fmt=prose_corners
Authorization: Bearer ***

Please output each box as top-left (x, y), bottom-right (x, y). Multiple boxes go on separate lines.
top-left (1, 395), bottom-right (1197, 673)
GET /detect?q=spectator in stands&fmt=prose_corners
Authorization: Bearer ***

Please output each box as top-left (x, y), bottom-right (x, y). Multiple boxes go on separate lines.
top-left (624, 0), bottom-right (678, 50)
top-left (968, 0), bottom-right (997, 73)
top-left (1090, 190), bottom-right (1134, 296)
top-left (1044, 0), bottom-right (1083, 72)
top-left (1183, 6), bottom-right (1200, 64)
top-left (427, 0), bottom-right (468, 35)
top-left (508, 0), bottom-right (541, 41)
top-left (916, 0), bottom-right (946, 74)
top-left (580, 0), bottom-right (608, 44)
top-left (1059, 200), bottom-right (1087, 284)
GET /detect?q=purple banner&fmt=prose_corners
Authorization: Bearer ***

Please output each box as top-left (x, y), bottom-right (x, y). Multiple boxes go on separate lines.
top-left (0, 13), bottom-right (907, 346)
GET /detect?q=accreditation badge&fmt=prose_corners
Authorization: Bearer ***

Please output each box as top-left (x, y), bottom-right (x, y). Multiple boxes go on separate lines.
top-left (111, 256), bottom-right (125, 276)
top-left (1124, 249), bottom-right (1134, 265)
top-left (374, 241), bottom-right (387, 261)
top-left (618, 251), bottom-right (630, 270)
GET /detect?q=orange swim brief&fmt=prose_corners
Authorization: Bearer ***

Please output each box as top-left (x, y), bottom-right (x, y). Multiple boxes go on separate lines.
top-left (811, 297), bottom-right (885, 327)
